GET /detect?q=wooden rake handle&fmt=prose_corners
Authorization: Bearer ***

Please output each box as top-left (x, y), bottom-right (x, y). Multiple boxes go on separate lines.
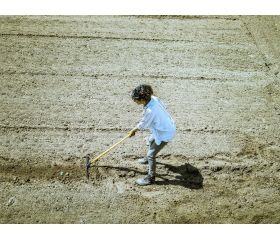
top-left (90, 134), bottom-right (131, 165)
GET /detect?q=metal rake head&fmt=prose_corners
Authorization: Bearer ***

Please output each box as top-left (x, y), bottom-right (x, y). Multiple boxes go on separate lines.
top-left (85, 156), bottom-right (91, 180)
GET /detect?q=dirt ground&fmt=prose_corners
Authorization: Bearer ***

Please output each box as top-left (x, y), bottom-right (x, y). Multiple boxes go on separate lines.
top-left (0, 15), bottom-right (280, 223)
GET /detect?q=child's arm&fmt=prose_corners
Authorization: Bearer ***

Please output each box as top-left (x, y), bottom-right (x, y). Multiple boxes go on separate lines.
top-left (129, 109), bottom-right (154, 138)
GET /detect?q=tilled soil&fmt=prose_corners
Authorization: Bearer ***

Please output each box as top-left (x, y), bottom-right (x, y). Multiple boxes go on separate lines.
top-left (0, 16), bottom-right (280, 223)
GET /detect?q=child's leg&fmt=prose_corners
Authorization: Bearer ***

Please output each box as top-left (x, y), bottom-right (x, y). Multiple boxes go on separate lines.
top-left (137, 136), bottom-right (155, 164)
top-left (147, 140), bottom-right (167, 177)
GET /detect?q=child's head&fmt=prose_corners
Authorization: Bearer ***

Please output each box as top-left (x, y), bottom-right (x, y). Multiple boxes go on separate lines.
top-left (131, 84), bottom-right (153, 105)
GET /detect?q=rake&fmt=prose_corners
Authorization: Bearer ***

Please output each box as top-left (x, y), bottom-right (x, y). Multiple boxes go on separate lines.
top-left (85, 133), bottom-right (131, 180)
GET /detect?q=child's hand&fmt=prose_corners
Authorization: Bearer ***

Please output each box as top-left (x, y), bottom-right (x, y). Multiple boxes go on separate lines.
top-left (128, 128), bottom-right (138, 137)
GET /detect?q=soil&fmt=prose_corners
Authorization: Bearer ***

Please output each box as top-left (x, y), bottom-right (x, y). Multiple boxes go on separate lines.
top-left (0, 16), bottom-right (280, 223)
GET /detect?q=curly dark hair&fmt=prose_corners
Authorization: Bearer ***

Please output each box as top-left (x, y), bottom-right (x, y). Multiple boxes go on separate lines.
top-left (131, 84), bottom-right (154, 101)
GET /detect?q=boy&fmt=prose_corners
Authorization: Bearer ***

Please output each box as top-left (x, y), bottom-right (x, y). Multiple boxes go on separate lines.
top-left (129, 84), bottom-right (176, 186)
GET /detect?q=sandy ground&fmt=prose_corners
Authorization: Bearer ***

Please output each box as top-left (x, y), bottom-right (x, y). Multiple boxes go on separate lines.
top-left (0, 16), bottom-right (280, 223)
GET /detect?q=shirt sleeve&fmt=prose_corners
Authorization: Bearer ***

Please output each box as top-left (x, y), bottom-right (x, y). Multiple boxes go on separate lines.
top-left (136, 109), bottom-right (155, 129)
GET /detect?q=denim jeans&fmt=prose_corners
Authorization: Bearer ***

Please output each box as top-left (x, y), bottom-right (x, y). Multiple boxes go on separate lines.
top-left (146, 139), bottom-right (167, 177)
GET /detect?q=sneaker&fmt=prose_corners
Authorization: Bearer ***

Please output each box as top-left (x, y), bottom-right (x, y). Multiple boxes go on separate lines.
top-left (136, 175), bottom-right (155, 186)
top-left (137, 157), bottom-right (148, 164)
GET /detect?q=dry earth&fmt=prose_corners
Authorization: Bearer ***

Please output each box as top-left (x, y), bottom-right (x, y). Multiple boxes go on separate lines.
top-left (0, 16), bottom-right (280, 223)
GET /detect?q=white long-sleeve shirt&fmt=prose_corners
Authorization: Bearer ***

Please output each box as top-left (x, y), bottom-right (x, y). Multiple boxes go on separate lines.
top-left (136, 96), bottom-right (176, 145)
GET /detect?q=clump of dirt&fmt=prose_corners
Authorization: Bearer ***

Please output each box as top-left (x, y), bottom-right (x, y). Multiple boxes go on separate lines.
top-left (0, 157), bottom-right (85, 184)
top-left (263, 80), bottom-right (280, 104)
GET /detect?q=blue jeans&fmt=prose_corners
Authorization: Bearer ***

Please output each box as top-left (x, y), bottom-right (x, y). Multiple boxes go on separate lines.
top-left (147, 139), bottom-right (167, 177)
